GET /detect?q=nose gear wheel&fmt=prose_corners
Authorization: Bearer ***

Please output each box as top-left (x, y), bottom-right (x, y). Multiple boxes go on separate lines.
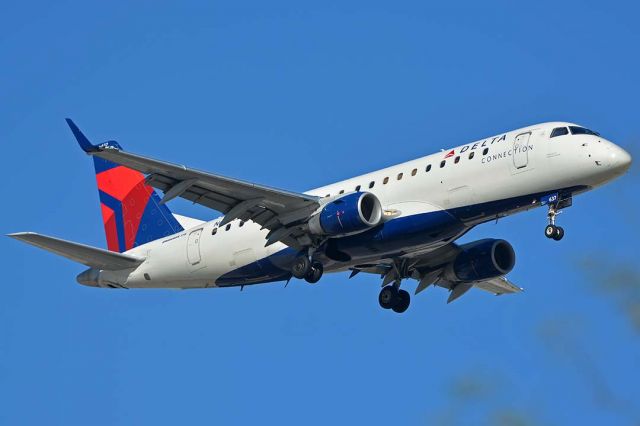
top-left (544, 203), bottom-right (565, 241)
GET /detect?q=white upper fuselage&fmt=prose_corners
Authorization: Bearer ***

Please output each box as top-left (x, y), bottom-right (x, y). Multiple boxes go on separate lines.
top-left (100, 122), bottom-right (631, 289)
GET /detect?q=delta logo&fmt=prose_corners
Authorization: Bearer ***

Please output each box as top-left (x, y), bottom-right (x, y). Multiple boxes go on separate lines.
top-left (441, 134), bottom-right (509, 159)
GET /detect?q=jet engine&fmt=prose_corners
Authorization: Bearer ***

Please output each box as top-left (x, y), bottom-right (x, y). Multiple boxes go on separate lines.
top-left (445, 239), bottom-right (515, 282)
top-left (308, 192), bottom-right (383, 237)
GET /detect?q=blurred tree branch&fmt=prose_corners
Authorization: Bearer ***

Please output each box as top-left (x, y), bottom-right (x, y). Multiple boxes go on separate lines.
top-left (577, 257), bottom-right (640, 333)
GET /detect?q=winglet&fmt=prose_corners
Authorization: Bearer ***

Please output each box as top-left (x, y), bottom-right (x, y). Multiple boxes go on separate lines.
top-left (65, 118), bottom-right (98, 152)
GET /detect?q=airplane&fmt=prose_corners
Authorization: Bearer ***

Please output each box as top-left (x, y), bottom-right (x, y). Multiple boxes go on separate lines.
top-left (9, 119), bottom-right (632, 313)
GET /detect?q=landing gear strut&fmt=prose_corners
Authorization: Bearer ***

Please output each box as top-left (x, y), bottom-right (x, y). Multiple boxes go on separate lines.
top-left (378, 285), bottom-right (410, 313)
top-left (544, 204), bottom-right (565, 241)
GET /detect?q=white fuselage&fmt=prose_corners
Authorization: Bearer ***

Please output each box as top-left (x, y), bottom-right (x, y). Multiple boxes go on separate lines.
top-left (95, 122), bottom-right (630, 289)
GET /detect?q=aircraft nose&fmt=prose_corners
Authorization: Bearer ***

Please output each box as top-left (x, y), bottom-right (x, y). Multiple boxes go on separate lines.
top-left (609, 143), bottom-right (632, 173)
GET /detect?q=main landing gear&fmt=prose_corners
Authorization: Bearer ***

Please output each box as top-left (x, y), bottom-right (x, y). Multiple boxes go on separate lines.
top-left (291, 254), bottom-right (324, 284)
top-left (544, 203), bottom-right (565, 241)
top-left (379, 285), bottom-right (410, 313)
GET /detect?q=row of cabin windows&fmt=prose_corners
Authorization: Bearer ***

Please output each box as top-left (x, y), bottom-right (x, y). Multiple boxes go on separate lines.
top-left (211, 220), bottom-right (245, 235)
top-left (324, 147), bottom-right (490, 197)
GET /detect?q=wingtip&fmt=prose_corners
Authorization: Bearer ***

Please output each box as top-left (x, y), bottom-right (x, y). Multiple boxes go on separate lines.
top-left (65, 118), bottom-right (98, 153)
top-left (7, 232), bottom-right (35, 240)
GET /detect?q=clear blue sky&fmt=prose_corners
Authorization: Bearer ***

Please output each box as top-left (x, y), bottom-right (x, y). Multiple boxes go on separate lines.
top-left (1, 1), bottom-right (639, 424)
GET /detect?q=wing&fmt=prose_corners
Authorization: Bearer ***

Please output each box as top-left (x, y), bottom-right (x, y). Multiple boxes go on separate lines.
top-left (67, 119), bottom-right (320, 248)
top-left (440, 275), bottom-right (523, 303)
top-left (8, 232), bottom-right (144, 270)
top-left (349, 242), bottom-right (523, 303)
top-left (474, 276), bottom-right (523, 295)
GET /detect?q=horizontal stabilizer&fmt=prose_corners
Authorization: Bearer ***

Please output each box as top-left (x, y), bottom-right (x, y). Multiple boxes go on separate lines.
top-left (8, 232), bottom-right (144, 270)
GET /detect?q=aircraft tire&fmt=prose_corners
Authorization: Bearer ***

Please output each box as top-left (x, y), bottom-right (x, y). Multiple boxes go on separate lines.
top-left (304, 262), bottom-right (323, 284)
top-left (544, 224), bottom-right (556, 239)
top-left (292, 255), bottom-right (311, 279)
top-left (378, 286), bottom-right (398, 309)
top-left (553, 226), bottom-right (565, 241)
top-left (392, 290), bottom-right (410, 313)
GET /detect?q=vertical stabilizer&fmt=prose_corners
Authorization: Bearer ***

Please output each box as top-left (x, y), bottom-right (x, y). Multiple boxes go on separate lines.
top-left (66, 119), bottom-right (183, 252)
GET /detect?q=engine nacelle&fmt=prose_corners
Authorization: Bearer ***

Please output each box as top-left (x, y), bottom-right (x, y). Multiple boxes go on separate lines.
top-left (308, 192), bottom-right (383, 237)
top-left (446, 239), bottom-right (516, 282)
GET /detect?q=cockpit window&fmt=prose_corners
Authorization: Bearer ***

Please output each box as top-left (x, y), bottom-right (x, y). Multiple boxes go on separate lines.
top-left (569, 126), bottom-right (600, 136)
top-left (550, 127), bottom-right (569, 138)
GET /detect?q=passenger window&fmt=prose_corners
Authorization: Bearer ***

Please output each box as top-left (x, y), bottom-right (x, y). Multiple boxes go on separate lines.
top-left (440, 160), bottom-right (446, 168)
top-left (211, 228), bottom-right (217, 235)
top-left (225, 224), bottom-right (231, 231)
top-left (397, 173), bottom-right (403, 180)
top-left (483, 148), bottom-right (489, 155)
top-left (411, 168), bottom-right (417, 176)
top-left (454, 156), bottom-right (460, 164)
top-left (339, 189), bottom-right (344, 194)
top-left (426, 164), bottom-right (432, 172)
top-left (550, 127), bottom-right (569, 138)
top-left (369, 181), bottom-right (375, 189)
top-left (469, 152), bottom-right (475, 160)
top-left (383, 177), bottom-right (389, 184)
top-left (355, 185), bottom-right (361, 191)
top-left (239, 221), bottom-right (245, 227)
top-left (325, 194), bottom-right (330, 198)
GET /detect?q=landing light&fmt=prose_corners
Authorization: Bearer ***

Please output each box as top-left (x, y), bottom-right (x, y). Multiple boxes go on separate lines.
top-left (383, 209), bottom-right (401, 219)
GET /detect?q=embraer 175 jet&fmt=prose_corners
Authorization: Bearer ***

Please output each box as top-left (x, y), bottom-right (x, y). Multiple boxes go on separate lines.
top-left (10, 120), bottom-right (632, 313)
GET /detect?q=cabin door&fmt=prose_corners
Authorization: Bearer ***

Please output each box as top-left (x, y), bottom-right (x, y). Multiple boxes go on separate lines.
top-left (513, 133), bottom-right (530, 169)
top-left (187, 229), bottom-right (203, 265)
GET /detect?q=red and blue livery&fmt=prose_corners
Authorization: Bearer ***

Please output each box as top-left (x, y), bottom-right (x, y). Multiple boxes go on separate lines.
top-left (66, 119), bottom-right (183, 253)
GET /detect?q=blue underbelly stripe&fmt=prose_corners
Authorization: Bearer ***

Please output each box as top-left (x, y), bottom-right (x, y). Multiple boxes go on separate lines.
top-left (215, 185), bottom-right (589, 287)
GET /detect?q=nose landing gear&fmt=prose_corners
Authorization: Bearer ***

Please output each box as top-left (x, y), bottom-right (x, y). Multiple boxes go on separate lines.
top-left (544, 203), bottom-right (565, 241)
top-left (544, 224), bottom-right (564, 240)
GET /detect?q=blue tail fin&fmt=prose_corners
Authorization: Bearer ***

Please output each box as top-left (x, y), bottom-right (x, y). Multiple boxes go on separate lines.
top-left (66, 119), bottom-right (183, 252)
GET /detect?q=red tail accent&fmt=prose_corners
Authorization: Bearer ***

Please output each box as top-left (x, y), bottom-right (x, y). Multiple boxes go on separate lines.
top-left (66, 119), bottom-right (183, 252)
top-left (100, 204), bottom-right (119, 252)
top-left (96, 166), bottom-right (153, 251)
